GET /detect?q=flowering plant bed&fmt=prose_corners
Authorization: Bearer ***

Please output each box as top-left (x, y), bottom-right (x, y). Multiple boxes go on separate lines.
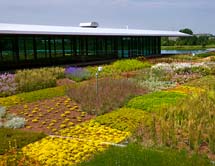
top-left (8, 96), bottom-right (94, 135)
top-left (22, 120), bottom-right (130, 165)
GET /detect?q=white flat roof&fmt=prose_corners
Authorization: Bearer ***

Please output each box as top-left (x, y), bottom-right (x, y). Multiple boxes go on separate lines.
top-left (0, 23), bottom-right (190, 37)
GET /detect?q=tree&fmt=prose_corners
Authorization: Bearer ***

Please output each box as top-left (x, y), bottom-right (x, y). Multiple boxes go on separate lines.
top-left (179, 28), bottom-right (193, 35)
top-left (177, 28), bottom-right (194, 45)
top-left (197, 35), bottom-right (209, 47)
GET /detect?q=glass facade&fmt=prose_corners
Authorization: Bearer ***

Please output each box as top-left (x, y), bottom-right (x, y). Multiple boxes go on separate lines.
top-left (0, 34), bottom-right (161, 69)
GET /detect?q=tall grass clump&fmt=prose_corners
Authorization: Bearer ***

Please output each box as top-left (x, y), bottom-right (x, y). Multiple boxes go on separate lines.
top-left (0, 73), bottom-right (18, 97)
top-left (15, 67), bottom-right (65, 92)
top-left (67, 78), bottom-right (146, 115)
top-left (139, 88), bottom-right (215, 156)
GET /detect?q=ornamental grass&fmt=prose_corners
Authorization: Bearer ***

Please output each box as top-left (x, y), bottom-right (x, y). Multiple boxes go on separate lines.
top-left (15, 67), bottom-right (65, 92)
top-left (67, 78), bottom-right (146, 115)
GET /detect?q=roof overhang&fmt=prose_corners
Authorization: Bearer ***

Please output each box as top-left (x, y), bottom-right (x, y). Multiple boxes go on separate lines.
top-left (0, 23), bottom-right (190, 37)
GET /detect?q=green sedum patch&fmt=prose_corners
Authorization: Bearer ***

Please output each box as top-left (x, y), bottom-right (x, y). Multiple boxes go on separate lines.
top-left (111, 59), bottom-right (151, 72)
top-left (0, 86), bottom-right (66, 107)
top-left (95, 108), bottom-right (147, 132)
top-left (126, 91), bottom-right (186, 112)
top-left (87, 59), bottom-right (151, 77)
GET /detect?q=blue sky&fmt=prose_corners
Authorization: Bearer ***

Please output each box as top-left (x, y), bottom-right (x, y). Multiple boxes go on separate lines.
top-left (0, 0), bottom-right (214, 34)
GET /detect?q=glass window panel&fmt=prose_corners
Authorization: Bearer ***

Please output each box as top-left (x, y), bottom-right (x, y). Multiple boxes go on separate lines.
top-left (36, 37), bottom-right (47, 59)
top-left (1, 37), bottom-right (14, 61)
top-left (55, 37), bottom-right (63, 57)
top-left (87, 36), bottom-right (96, 56)
top-left (64, 37), bottom-right (72, 56)
top-left (25, 37), bottom-right (35, 60)
top-left (18, 38), bottom-right (26, 61)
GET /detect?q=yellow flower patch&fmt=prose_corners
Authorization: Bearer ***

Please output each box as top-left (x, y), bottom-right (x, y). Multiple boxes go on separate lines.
top-left (22, 120), bottom-right (130, 165)
top-left (23, 137), bottom-right (107, 165)
top-left (60, 120), bottom-right (130, 143)
top-left (0, 96), bottom-right (23, 107)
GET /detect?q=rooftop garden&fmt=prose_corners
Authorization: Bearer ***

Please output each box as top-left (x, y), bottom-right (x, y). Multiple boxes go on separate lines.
top-left (1, 54), bottom-right (215, 165)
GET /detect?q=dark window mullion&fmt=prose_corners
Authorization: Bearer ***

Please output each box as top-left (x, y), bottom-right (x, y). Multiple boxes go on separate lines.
top-left (62, 37), bottom-right (65, 57)
top-left (33, 36), bottom-right (37, 60)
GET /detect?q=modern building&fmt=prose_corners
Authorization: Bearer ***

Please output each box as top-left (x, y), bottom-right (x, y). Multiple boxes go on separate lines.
top-left (0, 22), bottom-right (188, 69)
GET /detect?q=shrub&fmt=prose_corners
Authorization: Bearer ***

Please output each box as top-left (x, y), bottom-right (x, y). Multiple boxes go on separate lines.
top-left (67, 78), bottom-right (146, 115)
top-left (126, 91), bottom-right (186, 112)
top-left (15, 67), bottom-right (65, 92)
top-left (65, 67), bottom-right (91, 82)
top-left (95, 108), bottom-right (147, 132)
top-left (0, 128), bottom-right (46, 155)
top-left (4, 117), bottom-right (26, 129)
top-left (0, 73), bottom-right (18, 97)
top-left (0, 122), bottom-right (2, 128)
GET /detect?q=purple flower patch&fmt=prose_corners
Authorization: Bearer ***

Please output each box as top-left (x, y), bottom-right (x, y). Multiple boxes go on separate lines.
top-left (0, 73), bottom-right (18, 97)
top-left (65, 67), bottom-right (91, 82)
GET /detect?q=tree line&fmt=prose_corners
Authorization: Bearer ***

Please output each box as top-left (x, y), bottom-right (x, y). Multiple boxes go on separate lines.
top-left (162, 28), bottom-right (215, 46)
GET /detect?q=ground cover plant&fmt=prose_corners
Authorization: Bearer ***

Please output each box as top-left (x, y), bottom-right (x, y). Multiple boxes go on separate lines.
top-left (80, 143), bottom-right (212, 166)
top-left (94, 108), bottom-right (147, 132)
top-left (0, 106), bottom-right (26, 129)
top-left (87, 59), bottom-right (151, 77)
top-left (67, 78), bottom-right (146, 115)
top-left (1, 57), bottom-right (215, 165)
top-left (0, 86), bottom-right (66, 107)
top-left (22, 120), bottom-right (130, 165)
top-left (0, 128), bottom-right (46, 155)
top-left (8, 96), bottom-right (94, 135)
top-left (126, 91), bottom-right (186, 112)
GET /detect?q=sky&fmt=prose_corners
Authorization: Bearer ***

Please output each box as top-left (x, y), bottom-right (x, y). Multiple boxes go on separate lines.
top-left (0, 0), bottom-right (214, 34)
